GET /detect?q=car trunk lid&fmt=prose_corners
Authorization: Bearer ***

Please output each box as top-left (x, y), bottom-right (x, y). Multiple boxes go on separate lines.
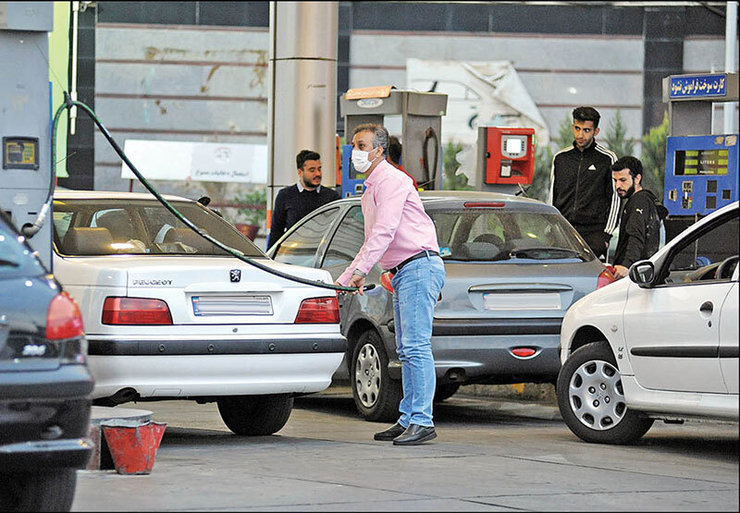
top-left (434, 260), bottom-right (603, 319)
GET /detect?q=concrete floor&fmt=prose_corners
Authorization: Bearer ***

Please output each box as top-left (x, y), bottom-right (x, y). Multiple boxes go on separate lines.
top-left (72, 387), bottom-right (739, 511)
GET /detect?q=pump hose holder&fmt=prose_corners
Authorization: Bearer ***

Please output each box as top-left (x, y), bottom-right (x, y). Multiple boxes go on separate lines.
top-left (421, 126), bottom-right (439, 189)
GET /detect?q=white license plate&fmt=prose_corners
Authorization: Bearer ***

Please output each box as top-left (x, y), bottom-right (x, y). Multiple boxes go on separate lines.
top-left (191, 295), bottom-right (273, 316)
top-left (483, 292), bottom-right (561, 311)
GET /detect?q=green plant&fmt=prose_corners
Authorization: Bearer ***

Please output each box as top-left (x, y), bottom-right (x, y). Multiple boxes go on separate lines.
top-left (556, 113), bottom-right (573, 149)
top-left (526, 113), bottom-right (571, 201)
top-left (602, 109), bottom-right (635, 158)
top-left (528, 143), bottom-right (553, 202)
top-left (442, 141), bottom-right (474, 190)
top-left (640, 113), bottom-right (669, 195)
top-left (234, 187), bottom-right (267, 226)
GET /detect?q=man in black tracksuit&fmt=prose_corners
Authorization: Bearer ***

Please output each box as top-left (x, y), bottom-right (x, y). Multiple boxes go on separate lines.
top-left (611, 156), bottom-right (666, 279)
top-left (548, 107), bottom-right (620, 260)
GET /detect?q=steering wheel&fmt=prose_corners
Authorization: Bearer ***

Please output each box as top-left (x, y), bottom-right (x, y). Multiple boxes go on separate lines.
top-left (715, 255), bottom-right (739, 279)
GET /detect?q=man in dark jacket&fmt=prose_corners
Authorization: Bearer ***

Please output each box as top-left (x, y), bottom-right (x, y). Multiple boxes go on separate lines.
top-left (267, 149), bottom-right (340, 249)
top-left (611, 156), bottom-right (667, 279)
top-left (548, 106), bottom-right (620, 259)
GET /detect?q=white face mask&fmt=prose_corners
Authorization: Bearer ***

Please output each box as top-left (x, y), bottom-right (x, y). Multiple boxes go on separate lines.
top-left (351, 148), bottom-right (375, 174)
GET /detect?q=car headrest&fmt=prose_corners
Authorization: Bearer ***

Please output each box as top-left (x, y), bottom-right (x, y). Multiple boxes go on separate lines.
top-left (95, 210), bottom-right (135, 242)
top-left (163, 228), bottom-right (214, 253)
top-left (62, 227), bottom-right (114, 255)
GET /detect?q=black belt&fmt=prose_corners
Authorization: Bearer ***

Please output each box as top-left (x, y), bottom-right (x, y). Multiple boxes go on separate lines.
top-left (387, 250), bottom-right (439, 274)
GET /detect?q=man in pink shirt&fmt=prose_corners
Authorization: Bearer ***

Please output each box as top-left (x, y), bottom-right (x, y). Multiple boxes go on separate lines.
top-left (336, 124), bottom-right (446, 445)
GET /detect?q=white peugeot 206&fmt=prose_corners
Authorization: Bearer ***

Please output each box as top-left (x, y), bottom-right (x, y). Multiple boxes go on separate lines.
top-left (51, 190), bottom-right (346, 436)
top-left (557, 201), bottom-right (738, 444)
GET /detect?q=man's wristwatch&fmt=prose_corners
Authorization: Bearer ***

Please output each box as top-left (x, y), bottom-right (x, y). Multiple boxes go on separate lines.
top-left (352, 269), bottom-right (367, 278)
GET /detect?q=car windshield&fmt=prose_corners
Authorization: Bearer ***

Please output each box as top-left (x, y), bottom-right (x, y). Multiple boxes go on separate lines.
top-left (53, 198), bottom-right (264, 257)
top-left (428, 208), bottom-right (592, 262)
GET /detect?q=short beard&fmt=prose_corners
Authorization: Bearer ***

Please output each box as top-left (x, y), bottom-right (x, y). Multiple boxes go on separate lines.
top-left (622, 183), bottom-right (636, 199)
top-left (301, 176), bottom-right (318, 190)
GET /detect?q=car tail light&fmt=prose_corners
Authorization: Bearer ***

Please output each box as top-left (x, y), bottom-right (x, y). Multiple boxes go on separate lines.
top-left (597, 265), bottom-right (617, 289)
top-left (380, 272), bottom-right (394, 293)
top-left (294, 296), bottom-right (340, 324)
top-left (380, 272), bottom-right (441, 300)
top-left (46, 292), bottom-right (85, 340)
top-left (103, 297), bottom-right (173, 325)
top-left (511, 347), bottom-right (537, 358)
top-left (464, 202), bottom-right (505, 208)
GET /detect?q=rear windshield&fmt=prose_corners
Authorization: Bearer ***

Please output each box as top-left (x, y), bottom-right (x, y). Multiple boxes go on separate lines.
top-left (53, 198), bottom-right (264, 257)
top-left (428, 208), bottom-right (593, 262)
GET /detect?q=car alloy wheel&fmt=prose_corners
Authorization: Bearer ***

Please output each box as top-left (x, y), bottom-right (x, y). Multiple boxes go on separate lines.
top-left (557, 341), bottom-right (654, 444)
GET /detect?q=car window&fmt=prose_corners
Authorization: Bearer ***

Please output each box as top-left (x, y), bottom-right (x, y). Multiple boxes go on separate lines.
top-left (272, 207), bottom-right (340, 267)
top-left (52, 210), bottom-right (74, 246)
top-left (428, 209), bottom-right (592, 262)
top-left (0, 214), bottom-right (46, 277)
top-left (53, 198), bottom-right (263, 257)
top-left (661, 211), bottom-right (739, 285)
top-left (322, 206), bottom-right (364, 268)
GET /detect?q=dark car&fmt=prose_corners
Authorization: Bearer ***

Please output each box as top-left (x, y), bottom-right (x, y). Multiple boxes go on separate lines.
top-left (266, 190), bottom-right (616, 422)
top-left (0, 210), bottom-right (94, 511)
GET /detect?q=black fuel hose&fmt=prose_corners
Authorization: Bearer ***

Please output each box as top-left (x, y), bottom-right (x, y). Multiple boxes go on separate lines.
top-left (418, 126), bottom-right (439, 190)
top-left (51, 93), bottom-right (365, 293)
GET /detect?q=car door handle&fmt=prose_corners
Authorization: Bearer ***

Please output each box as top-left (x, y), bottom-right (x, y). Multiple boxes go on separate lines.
top-left (699, 301), bottom-right (713, 314)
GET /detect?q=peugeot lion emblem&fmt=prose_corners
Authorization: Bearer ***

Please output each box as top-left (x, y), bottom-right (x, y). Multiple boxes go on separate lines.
top-left (230, 269), bottom-right (241, 283)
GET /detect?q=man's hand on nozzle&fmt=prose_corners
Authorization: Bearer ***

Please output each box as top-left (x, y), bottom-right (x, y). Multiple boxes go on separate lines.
top-left (613, 264), bottom-right (629, 280)
top-left (347, 273), bottom-right (366, 295)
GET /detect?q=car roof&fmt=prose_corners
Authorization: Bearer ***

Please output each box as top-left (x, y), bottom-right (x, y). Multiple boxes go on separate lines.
top-left (54, 189), bottom-right (193, 203)
top-left (336, 189), bottom-right (556, 212)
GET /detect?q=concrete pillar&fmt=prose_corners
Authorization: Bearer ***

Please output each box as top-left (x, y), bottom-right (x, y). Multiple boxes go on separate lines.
top-left (724, 1), bottom-right (738, 134)
top-left (266, 1), bottom-right (338, 231)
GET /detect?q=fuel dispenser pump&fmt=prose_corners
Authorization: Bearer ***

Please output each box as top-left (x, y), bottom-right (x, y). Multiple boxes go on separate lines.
top-left (474, 126), bottom-right (536, 195)
top-left (0, 3), bottom-right (55, 269)
top-left (661, 72), bottom-right (739, 241)
top-left (339, 86), bottom-right (447, 196)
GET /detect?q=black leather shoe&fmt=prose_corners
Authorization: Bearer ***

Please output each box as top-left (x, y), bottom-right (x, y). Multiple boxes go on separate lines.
top-left (392, 424), bottom-right (437, 445)
top-left (374, 422), bottom-right (406, 441)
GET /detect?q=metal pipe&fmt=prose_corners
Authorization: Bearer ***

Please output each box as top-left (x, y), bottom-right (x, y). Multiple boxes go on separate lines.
top-left (724, 1), bottom-right (738, 134)
top-left (70, 1), bottom-right (80, 135)
top-left (266, 2), bottom-right (338, 234)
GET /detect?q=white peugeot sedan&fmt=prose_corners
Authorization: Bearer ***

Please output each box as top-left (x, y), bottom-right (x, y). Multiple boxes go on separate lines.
top-left (51, 190), bottom-right (345, 435)
top-left (557, 201), bottom-right (738, 444)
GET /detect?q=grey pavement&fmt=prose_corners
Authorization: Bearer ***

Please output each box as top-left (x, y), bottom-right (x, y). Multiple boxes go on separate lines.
top-left (72, 387), bottom-right (739, 512)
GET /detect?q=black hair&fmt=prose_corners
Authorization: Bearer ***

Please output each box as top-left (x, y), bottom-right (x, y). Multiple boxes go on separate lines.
top-left (611, 156), bottom-right (643, 179)
top-left (296, 149), bottom-right (320, 170)
top-left (388, 136), bottom-right (402, 164)
top-left (572, 106), bottom-right (601, 128)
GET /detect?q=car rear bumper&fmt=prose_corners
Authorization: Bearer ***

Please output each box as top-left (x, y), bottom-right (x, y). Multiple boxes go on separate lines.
top-left (382, 326), bottom-right (561, 383)
top-left (89, 352), bottom-right (346, 399)
top-left (87, 334), bottom-right (346, 356)
top-left (0, 395), bottom-right (93, 471)
top-left (0, 438), bottom-right (93, 471)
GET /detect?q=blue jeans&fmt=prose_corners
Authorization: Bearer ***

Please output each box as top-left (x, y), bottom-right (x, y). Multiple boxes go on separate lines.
top-left (391, 252), bottom-right (445, 428)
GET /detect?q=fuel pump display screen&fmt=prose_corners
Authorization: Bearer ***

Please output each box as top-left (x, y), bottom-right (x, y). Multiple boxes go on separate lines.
top-left (2, 137), bottom-right (39, 170)
top-left (500, 135), bottom-right (528, 159)
top-left (673, 149), bottom-right (729, 176)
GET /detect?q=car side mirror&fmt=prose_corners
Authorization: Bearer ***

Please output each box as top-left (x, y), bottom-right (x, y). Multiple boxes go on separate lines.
top-left (629, 260), bottom-right (655, 288)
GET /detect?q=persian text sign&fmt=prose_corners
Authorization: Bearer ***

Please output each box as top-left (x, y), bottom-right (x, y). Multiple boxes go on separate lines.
top-left (121, 140), bottom-right (267, 183)
top-left (669, 74), bottom-right (727, 99)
